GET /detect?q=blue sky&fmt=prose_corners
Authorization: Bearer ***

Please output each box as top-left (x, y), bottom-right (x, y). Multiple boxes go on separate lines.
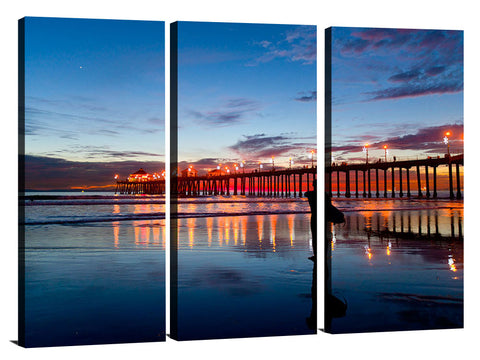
top-left (24, 17), bottom-right (165, 189)
top-left (330, 27), bottom-right (463, 163)
top-left (176, 22), bottom-right (316, 173)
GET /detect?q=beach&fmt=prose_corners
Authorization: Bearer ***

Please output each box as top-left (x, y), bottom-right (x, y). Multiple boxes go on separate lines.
top-left (21, 193), bottom-right (166, 347)
top-left (22, 193), bottom-right (315, 345)
top-left (327, 198), bottom-right (463, 333)
top-left (174, 211), bottom-right (316, 340)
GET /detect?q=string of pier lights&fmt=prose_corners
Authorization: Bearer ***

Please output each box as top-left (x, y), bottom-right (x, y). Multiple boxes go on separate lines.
top-left (234, 150), bottom-right (316, 173)
top-left (360, 131), bottom-right (452, 165)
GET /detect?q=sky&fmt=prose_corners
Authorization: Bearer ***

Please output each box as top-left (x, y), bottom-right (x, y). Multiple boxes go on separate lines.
top-left (330, 27), bottom-right (463, 164)
top-left (23, 17), bottom-right (165, 190)
top-left (176, 22), bottom-right (316, 174)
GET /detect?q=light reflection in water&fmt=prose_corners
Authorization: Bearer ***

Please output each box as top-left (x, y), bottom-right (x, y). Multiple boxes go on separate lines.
top-left (207, 217), bottom-right (213, 246)
top-left (331, 223), bottom-right (336, 252)
top-left (329, 203), bottom-right (463, 333)
top-left (218, 217), bottom-right (224, 246)
top-left (232, 217), bottom-right (239, 246)
top-left (270, 215), bottom-right (278, 252)
top-left (241, 217), bottom-right (247, 246)
top-left (225, 217), bottom-right (230, 244)
top-left (178, 213), bottom-right (311, 253)
top-left (287, 214), bottom-right (295, 247)
top-left (113, 221), bottom-right (120, 248)
top-left (112, 219), bottom-right (165, 249)
top-left (188, 218), bottom-right (196, 248)
top-left (257, 215), bottom-right (264, 244)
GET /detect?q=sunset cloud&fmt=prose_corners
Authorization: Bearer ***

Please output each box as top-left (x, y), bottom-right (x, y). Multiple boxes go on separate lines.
top-left (23, 155), bottom-right (165, 190)
top-left (229, 133), bottom-right (314, 159)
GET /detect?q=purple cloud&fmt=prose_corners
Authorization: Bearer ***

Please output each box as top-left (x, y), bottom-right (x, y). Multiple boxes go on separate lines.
top-left (23, 155), bottom-right (165, 190)
top-left (229, 133), bottom-right (314, 159)
top-left (332, 123), bottom-right (463, 155)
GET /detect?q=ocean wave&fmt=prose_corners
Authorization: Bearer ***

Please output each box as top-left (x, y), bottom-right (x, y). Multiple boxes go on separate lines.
top-left (21, 195), bottom-right (306, 206)
top-left (21, 209), bottom-right (310, 226)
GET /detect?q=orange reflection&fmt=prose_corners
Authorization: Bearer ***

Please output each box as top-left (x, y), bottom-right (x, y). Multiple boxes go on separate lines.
top-left (225, 217), bottom-right (230, 244)
top-left (287, 214), bottom-right (295, 247)
top-left (270, 215), bottom-right (277, 252)
top-left (153, 225), bottom-right (160, 244)
top-left (187, 217), bottom-right (196, 248)
top-left (387, 241), bottom-right (392, 256)
top-left (364, 245), bottom-right (373, 260)
top-left (241, 217), bottom-right (247, 246)
top-left (207, 217), bottom-right (213, 246)
top-left (232, 216), bottom-right (239, 246)
top-left (218, 217), bottom-right (224, 246)
top-left (448, 255), bottom-right (457, 272)
top-left (134, 222), bottom-right (140, 245)
top-left (162, 224), bottom-right (166, 248)
top-left (257, 215), bottom-right (264, 243)
top-left (113, 221), bottom-right (120, 248)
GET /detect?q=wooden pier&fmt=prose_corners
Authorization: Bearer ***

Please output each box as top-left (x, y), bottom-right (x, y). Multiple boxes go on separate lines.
top-left (326, 154), bottom-right (463, 199)
top-left (115, 180), bottom-right (165, 195)
top-left (174, 167), bottom-right (317, 197)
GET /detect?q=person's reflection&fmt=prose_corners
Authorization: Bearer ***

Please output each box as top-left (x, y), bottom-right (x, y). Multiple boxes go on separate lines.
top-left (323, 192), bottom-right (347, 332)
top-left (305, 181), bottom-right (346, 331)
top-left (306, 258), bottom-right (317, 330)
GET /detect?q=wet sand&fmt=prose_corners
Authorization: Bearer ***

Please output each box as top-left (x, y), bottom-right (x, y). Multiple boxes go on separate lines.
top-left (23, 219), bottom-right (166, 347)
top-left (174, 213), bottom-right (317, 340)
top-left (327, 205), bottom-right (463, 333)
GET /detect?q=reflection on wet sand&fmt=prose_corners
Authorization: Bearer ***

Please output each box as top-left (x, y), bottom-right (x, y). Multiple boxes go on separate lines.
top-left (177, 213), bottom-right (312, 253)
top-left (174, 213), bottom-right (315, 340)
top-left (112, 219), bottom-right (166, 249)
top-left (328, 205), bottom-right (463, 333)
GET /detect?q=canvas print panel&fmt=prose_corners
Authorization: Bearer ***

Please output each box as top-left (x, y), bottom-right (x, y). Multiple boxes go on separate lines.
top-left (19, 17), bottom-right (166, 347)
top-left (171, 21), bottom-right (317, 340)
top-left (325, 27), bottom-right (463, 333)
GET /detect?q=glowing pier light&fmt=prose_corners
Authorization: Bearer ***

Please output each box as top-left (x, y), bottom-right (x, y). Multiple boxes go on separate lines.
top-left (444, 131), bottom-right (452, 156)
top-left (363, 143), bottom-right (369, 164)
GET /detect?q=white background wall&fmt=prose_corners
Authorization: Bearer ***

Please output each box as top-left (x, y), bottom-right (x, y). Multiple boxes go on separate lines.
top-left (1, 1), bottom-right (477, 359)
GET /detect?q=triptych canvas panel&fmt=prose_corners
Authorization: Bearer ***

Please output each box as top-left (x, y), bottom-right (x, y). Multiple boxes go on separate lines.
top-left (18, 18), bottom-right (463, 348)
top-left (170, 21), bottom-right (317, 340)
top-left (325, 27), bottom-right (464, 333)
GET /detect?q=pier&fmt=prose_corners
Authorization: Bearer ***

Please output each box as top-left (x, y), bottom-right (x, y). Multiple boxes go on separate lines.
top-left (115, 180), bottom-right (165, 195)
top-left (115, 167), bottom-right (317, 197)
top-left (173, 167), bottom-right (317, 197)
top-left (326, 154), bottom-right (463, 199)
